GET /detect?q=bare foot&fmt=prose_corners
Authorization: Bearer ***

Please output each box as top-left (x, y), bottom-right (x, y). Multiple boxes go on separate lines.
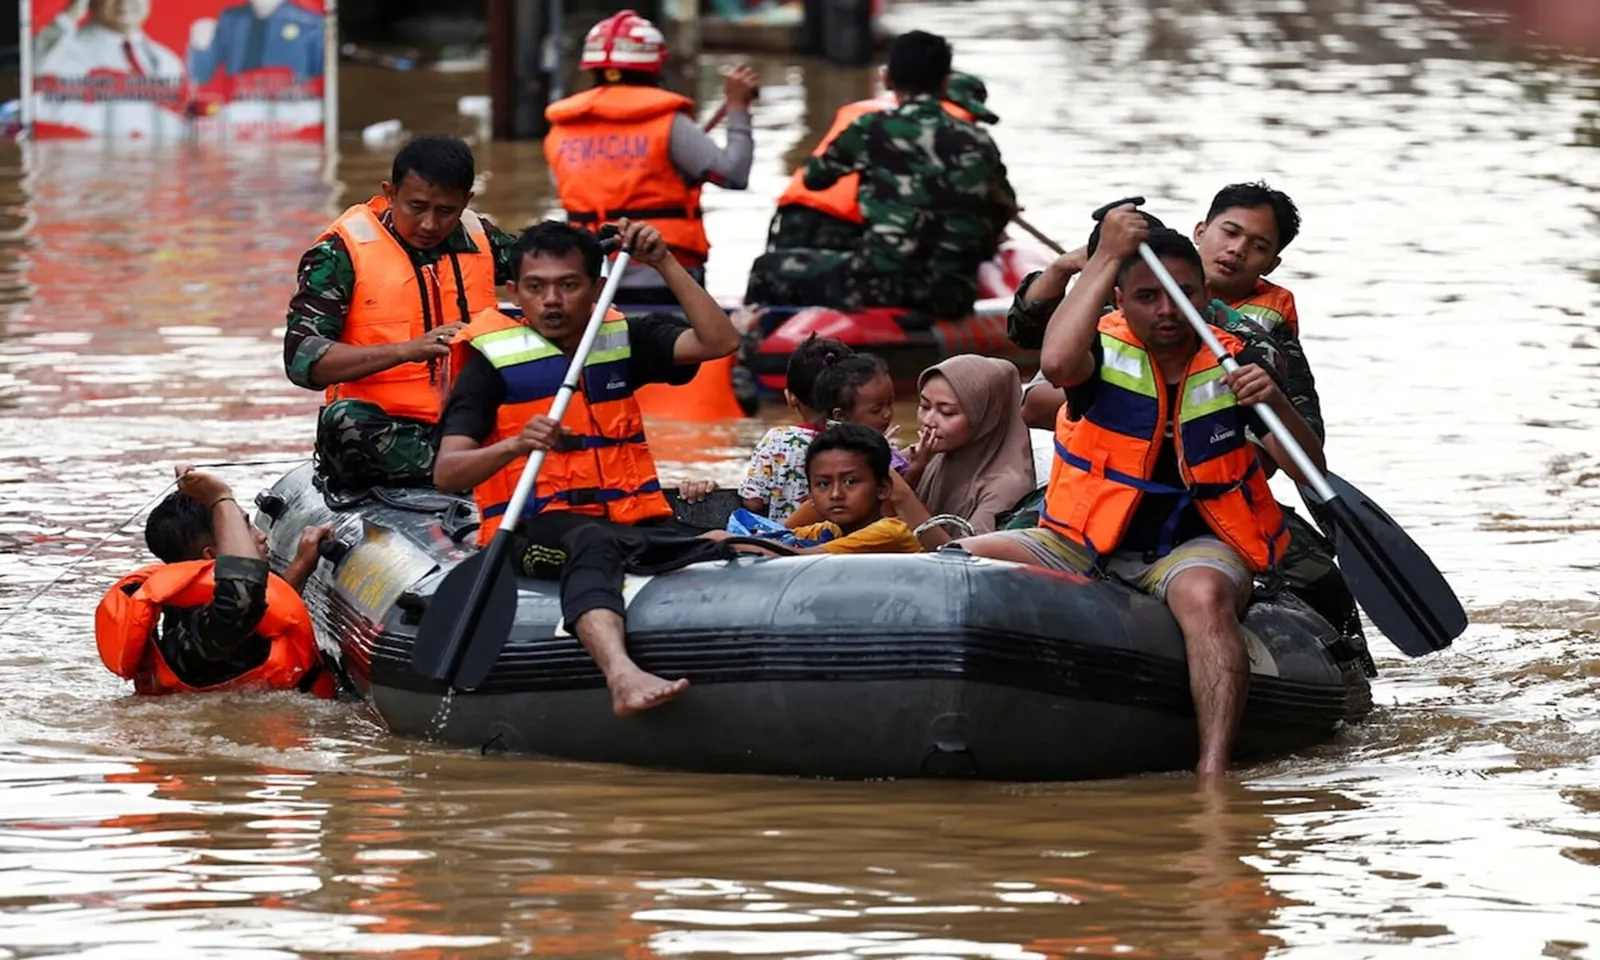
top-left (609, 667), bottom-right (689, 716)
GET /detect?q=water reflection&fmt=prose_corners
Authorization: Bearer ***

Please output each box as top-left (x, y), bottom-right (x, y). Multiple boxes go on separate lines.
top-left (0, 0), bottom-right (1596, 955)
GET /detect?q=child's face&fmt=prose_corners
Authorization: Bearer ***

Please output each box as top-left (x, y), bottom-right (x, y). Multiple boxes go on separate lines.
top-left (807, 449), bottom-right (888, 531)
top-left (839, 373), bottom-right (896, 433)
top-left (916, 374), bottom-right (974, 453)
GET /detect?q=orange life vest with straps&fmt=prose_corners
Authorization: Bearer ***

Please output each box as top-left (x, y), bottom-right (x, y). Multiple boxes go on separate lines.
top-left (94, 561), bottom-right (337, 698)
top-left (460, 307), bottom-right (674, 545)
top-left (544, 85), bottom-right (710, 267)
top-left (775, 95), bottom-right (978, 225)
top-left (320, 196), bottom-right (500, 423)
top-left (1230, 278), bottom-right (1299, 337)
top-left (1039, 313), bottom-right (1288, 572)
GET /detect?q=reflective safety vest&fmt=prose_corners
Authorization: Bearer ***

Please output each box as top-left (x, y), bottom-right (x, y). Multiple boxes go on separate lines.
top-left (545, 85), bottom-right (710, 266)
top-left (461, 308), bottom-right (673, 544)
top-left (1039, 313), bottom-right (1289, 572)
top-left (775, 95), bottom-right (978, 225)
top-left (1230, 278), bottom-right (1300, 337)
top-left (95, 561), bottom-right (337, 698)
top-left (321, 196), bottom-right (500, 423)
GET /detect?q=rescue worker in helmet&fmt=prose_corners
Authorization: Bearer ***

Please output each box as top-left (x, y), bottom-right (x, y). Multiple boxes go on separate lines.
top-left (94, 465), bottom-right (339, 699)
top-left (544, 9), bottom-right (758, 305)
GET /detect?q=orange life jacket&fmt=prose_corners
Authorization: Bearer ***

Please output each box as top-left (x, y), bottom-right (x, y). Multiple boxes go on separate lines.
top-left (775, 95), bottom-right (978, 225)
top-left (94, 561), bottom-right (337, 698)
top-left (544, 85), bottom-right (710, 266)
top-left (321, 196), bottom-right (500, 423)
top-left (1039, 313), bottom-right (1288, 572)
top-left (460, 307), bottom-right (674, 544)
top-left (1230, 278), bottom-right (1299, 337)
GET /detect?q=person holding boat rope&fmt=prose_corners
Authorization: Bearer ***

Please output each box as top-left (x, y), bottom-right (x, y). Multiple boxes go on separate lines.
top-left (433, 219), bottom-right (742, 716)
top-left (94, 466), bottom-right (338, 698)
top-left (956, 206), bottom-right (1327, 777)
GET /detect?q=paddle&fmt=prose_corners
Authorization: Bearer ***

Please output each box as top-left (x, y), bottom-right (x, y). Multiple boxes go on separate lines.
top-left (1136, 242), bottom-right (1466, 656)
top-left (411, 244), bottom-right (634, 692)
top-left (1013, 214), bottom-right (1067, 256)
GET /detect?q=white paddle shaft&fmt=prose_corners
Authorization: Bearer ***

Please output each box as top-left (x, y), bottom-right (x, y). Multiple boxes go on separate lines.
top-left (1136, 244), bottom-right (1336, 503)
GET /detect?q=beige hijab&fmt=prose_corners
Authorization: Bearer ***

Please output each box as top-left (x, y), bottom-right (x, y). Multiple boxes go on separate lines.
top-left (914, 355), bottom-right (1037, 533)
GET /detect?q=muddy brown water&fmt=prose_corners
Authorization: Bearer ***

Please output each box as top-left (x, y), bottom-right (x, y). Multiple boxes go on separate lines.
top-left (0, 0), bottom-right (1597, 956)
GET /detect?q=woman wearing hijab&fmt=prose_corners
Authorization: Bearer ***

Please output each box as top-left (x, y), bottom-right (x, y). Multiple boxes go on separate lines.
top-left (892, 354), bottom-right (1038, 547)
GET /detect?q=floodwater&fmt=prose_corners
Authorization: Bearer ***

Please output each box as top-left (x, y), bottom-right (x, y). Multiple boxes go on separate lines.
top-left (0, 0), bottom-right (1597, 955)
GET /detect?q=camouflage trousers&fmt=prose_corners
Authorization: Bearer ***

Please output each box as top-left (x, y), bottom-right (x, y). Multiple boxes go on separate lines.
top-left (314, 399), bottom-right (437, 492)
top-left (765, 206), bottom-right (863, 253)
top-left (743, 248), bottom-right (978, 322)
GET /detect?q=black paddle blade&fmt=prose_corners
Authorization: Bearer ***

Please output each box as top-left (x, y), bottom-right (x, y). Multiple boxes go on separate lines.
top-left (410, 536), bottom-right (519, 690)
top-left (1299, 472), bottom-right (1467, 658)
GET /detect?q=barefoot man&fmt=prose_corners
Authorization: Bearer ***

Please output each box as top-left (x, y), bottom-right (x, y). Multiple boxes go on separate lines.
top-left (433, 219), bottom-right (741, 715)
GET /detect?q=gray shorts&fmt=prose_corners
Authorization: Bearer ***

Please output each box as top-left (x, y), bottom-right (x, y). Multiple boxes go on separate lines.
top-left (987, 526), bottom-right (1253, 610)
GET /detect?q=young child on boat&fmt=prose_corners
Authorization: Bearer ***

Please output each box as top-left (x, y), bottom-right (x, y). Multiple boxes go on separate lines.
top-left (738, 334), bottom-right (851, 522)
top-left (810, 353), bottom-right (913, 478)
top-left (787, 423), bottom-right (923, 554)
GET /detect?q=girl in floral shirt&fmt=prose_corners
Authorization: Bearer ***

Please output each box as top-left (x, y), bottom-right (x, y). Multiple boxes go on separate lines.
top-left (738, 335), bottom-right (852, 521)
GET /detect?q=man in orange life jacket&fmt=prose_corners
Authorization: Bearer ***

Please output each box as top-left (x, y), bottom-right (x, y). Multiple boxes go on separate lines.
top-left (544, 10), bottom-right (758, 306)
top-left (764, 70), bottom-right (1000, 254)
top-left (957, 207), bottom-right (1326, 777)
top-left (1013, 182), bottom-right (1321, 442)
top-left (283, 135), bottom-right (521, 494)
top-left (95, 466), bottom-right (338, 698)
top-left (435, 220), bottom-right (741, 717)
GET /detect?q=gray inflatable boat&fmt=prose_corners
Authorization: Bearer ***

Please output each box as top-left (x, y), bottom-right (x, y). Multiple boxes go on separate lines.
top-left (255, 463), bottom-right (1372, 780)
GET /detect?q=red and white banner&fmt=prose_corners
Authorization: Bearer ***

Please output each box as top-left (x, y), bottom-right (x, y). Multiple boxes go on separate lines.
top-left (21, 0), bottom-right (335, 143)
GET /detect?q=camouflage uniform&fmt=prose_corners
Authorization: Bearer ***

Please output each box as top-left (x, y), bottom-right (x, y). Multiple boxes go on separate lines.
top-left (763, 73), bottom-right (1001, 254)
top-left (283, 213), bottom-right (521, 491)
top-left (745, 92), bottom-right (1017, 320)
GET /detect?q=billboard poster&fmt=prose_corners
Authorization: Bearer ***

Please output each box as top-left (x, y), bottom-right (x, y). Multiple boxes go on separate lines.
top-left (21, 0), bottom-right (335, 143)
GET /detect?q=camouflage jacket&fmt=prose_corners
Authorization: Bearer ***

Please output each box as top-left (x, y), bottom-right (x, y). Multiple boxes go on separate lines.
top-left (282, 212), bottom-right (521, 389)
top-left (1007, 269), bottom-right (1325, 440)
top-left (803, 94), bottom-right (1017, 307)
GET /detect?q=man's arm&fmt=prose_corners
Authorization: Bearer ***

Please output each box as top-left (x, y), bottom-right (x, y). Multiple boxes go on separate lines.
top-left (982, 137), bottom-right (1020, 234)
top-left (668, 111), bottom-right (754, 190)
top-left (802, 114), bottom-right (869, 191)
top-left (283, 236), bottom-right (459, 390)
top-left (1227, 364), bottom-right (1326, 484)
top-left (432, 352), bottom-right (519, 493)
top-left (616, 220), bottom-right (740, 362)
top-left (1007, 248), bottom-right (1090, 350)
top-left (1041, 204), bottom-right (1148, 386)
top-left (1269, 324), bottom-right (1325, 442)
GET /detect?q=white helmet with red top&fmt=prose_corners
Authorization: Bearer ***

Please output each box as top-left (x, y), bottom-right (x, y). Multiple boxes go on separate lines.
top-left (581, 10), bottom-right (668, 74)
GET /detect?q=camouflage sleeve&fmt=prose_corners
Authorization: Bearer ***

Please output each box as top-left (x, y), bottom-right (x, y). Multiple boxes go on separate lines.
top-left (802, 114), bottom-right (869, 191)
top-left (1271, 324), bottom-right (1325, 441)
top-left (1007, 270), bottom-right (1058, 350)
top-left (480, 216), bottom-right (522, 287)
top-left (283, 235), bottom-right (354, 390)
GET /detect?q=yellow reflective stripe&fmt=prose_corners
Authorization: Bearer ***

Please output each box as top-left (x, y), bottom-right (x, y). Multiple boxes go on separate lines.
top-left (475, 327), bottom-right (562, 368)
top-left (587, 321), bottom-right (633, 366)
top-left (343, 210), bottom-right (381, 244)
top-left (1179, 366), bottom-right (1238, 422)
top-left (1236, 303), bottom-right (1286, 330)
top-left (1100, 334), bottom-right (1157, 398)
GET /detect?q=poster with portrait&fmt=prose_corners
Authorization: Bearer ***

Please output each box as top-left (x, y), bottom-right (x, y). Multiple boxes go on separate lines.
top-left (21, 0), bottom-right (335, 143)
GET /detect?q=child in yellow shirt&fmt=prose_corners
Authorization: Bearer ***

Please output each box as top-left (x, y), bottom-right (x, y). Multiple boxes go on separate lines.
top-left (788, 423), bottom-right (923, 555)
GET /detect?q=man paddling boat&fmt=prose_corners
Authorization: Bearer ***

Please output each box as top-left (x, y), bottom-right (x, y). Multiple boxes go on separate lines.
top-left (960, 207), bottom-right (1327, 777)
top-left (433, 220), bottom-right (741, 716)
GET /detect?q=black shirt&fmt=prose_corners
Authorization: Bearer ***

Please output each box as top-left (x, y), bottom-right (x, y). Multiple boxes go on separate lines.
top-left (1064, 338), bottom-right (1278, 557)
top-left (440, 313), bottom-right (700, 443)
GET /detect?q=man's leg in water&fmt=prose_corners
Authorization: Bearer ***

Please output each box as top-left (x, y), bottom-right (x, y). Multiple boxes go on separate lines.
top-left (1134, 538), bottom-right (1254, 778)
top-left (560, 521), bottom-right (688, 716)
